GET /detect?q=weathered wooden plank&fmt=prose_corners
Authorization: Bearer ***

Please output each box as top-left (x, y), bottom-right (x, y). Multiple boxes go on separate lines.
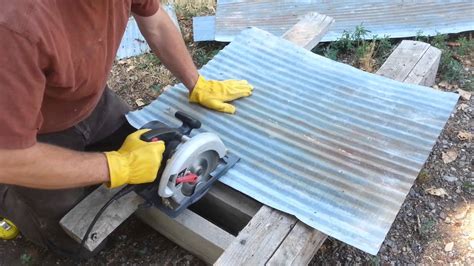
top-left (214, 206), bottom-right (297, 266)
top-left (267, 221), bottom-right (327, 266)
top-left (136, 207), bottom-right (234, 264)
top-left (377, 40), bottom-right (431, 81)
top-left (282, 12), bottom-right (335, 50)
top-left (60, 185), bottom-right (144, 251)
top-left (377, 40), bottom-right (442, 87)
top-left (404, 46), bottom-right (441, 86)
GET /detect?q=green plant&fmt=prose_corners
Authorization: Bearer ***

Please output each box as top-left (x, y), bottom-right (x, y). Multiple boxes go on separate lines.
top-left (428, 33), bottom-right (465, 83)
top-left (431, 33), bottom-right (448, 50)
top-left (193, 47), bottom-right (221, 67)
top-left (373, 35), bottom-right (393, 62)
top-left (151, 83), bottom-right (162, 93)
top-left (415, 30), bottom-right (429, 42)
top-left (463, 76), bottom-right (474, 92)
top-left (462, 181), bottom-right (474, 191)
top-left (138, 53), bottom-right (161, 70)
top-left (334, 30), bottom-right (354, 53)
top-left (352, 24), bottom-right (371, 46)
top-left (332, 25), bottom-right (371, 53)
top-left (314, 25), bottom-right (395, 71)
top-left (323, 46), bottom-right (338, 61)
top-left (416, 170), bottom-right (430, 184)
top-left (440, 56), bottom-right (464, 83)
top-left (456, 36), bottom-right (474, 56)
top-left (370, 256), bottom-right (381, 266)
top-left (419, 217), bottom-right (436, 237)
top-left (20, 253), bottom-right (33, 265)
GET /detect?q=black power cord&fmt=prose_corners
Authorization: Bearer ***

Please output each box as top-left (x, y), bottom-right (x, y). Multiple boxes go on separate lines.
top-left (76, 185), bottom-right (136, 259)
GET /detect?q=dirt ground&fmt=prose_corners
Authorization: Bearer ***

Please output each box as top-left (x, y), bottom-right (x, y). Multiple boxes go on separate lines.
top-left (1, 3), bottom-right (473, 265)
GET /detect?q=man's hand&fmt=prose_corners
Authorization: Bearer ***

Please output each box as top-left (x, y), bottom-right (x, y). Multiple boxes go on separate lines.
top-left (189, 75), bottom-right (254, 114)
top-left (104, 130), bottom-right (165, 188)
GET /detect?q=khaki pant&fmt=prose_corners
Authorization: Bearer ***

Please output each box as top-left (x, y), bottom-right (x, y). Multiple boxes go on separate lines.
top-left (0, 88), bottom-right (135, 257)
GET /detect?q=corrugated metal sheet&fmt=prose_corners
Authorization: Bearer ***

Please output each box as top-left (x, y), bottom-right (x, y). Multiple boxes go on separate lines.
top-left (117, 17), bottom-right (150, 59)
top-left (193, 16), bottom-right (216, 42)
top-left (126, 28), bottom-right (459, 254)
top-left (116, 5), bottom-right (180, 59)
top-left (211, 0), bottom-right (474, 42)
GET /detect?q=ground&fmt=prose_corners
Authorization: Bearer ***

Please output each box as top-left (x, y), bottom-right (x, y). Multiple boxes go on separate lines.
top-left (1, 1), bottom-right (473, 265)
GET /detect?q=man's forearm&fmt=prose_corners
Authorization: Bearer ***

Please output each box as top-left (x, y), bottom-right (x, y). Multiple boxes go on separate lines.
top-left (0, 143), bottom-right (109, 189)
top-left (134, 7), bottom-right (199, 90)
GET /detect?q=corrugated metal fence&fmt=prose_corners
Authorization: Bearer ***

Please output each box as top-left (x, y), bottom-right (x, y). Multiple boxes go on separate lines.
top-left (210, 0), bottom-right (474, 42)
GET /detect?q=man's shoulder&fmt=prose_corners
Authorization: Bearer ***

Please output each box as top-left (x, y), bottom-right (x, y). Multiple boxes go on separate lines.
top-left (0, 0), bottom-right (52, 43)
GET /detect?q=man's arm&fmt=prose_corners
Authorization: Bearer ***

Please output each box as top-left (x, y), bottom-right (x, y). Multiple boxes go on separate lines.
top-left (134, 7), bottom-right (199, 90)
top-left (0, 130), bottom-right (165, 190)
top-left (0, 143), bottom-right (109, 189)
top-left (134, 8), bottom-right (254, 114)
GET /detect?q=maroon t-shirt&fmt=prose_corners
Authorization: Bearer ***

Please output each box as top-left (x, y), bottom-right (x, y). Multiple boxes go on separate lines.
top-left (0, 0), bottom-right (159, 149)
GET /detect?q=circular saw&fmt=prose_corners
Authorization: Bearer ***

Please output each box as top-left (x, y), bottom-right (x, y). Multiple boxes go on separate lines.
top-left (136, 111), bottom-right (239, 217)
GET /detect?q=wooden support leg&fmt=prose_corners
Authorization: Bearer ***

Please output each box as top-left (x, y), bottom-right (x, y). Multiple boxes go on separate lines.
top-left (136, 207), bottom-right (234, 263)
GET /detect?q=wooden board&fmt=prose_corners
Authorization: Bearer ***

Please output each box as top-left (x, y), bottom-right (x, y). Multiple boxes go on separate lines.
top-left (404, 46), bottom-right (441, 86)
top-left (60, 185), bottom-right (144, 251)
top-left (377, 40), bottom-right (441, 86)
top-left (266, 222), bottom-right (327, 266)
top-left (214, 206), bottom-right (297, 266)
top-left (136, 206), bottom-right (234, 263)
top-left (282, 12), bottom-right (335, 50)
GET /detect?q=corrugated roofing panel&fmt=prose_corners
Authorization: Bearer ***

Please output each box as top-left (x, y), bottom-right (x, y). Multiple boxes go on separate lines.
top-left (117, 5), bottom-right (180, 59)
top-left (193, 16), bottom-right (216, 42)
top-left (126, 28), bottom-right (459, 254)
top-left (117, 17), bottom-right (150, 59)
top-left (213, 0), bottom-right (474, 42)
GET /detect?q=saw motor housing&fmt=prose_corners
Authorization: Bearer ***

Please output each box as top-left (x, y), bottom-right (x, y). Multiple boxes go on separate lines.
top-left (137, 111), bottom-right (238, 217)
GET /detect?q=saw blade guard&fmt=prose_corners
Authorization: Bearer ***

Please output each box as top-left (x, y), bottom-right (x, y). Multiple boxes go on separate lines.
top-left (158, 132), bottom-right (227, 198)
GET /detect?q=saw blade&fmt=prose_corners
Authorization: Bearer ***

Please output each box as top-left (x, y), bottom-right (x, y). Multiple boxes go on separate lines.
top-left (158, 132), bottom-right (227, 200)
top-left (180, 150), bottom-right (219, 196)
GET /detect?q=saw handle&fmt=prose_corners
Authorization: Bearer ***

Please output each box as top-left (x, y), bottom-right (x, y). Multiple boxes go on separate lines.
top-left (175, 111), bottom-right (201, 135)
top-left (140, 128), bottom-right (182, 143)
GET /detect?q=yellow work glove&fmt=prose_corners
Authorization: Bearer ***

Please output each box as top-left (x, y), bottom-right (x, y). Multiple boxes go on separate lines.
top-left (104, 129), bottom-right (165, 189)
top-left (189, 75), bottom-right (253, 114)
top-left (0, 218), bottom-right (19, 240)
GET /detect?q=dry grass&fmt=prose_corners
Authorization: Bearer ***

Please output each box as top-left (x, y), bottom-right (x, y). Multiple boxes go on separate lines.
top-left (162, 0), bottom-right (216, 17)
top-left (358, 41), bottom-right (376, 72)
